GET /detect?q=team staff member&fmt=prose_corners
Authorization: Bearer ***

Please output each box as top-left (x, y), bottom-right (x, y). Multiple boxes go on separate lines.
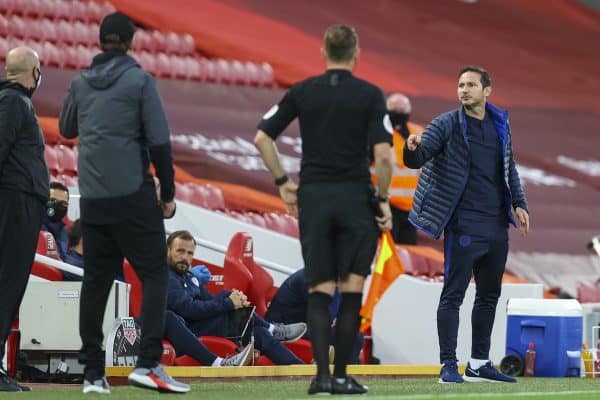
top-left (0, 46), bottom-right (48, 392)
top-left (404, 66), bottom-right (529, 384)
top-left (254, 24), bottom-right (393, 395)
top-left (376, 93), bottom-right (423, 244)
top-left (59, 12), bottom-right (188, 394)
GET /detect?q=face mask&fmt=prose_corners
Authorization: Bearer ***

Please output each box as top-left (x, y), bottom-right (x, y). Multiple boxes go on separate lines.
top-left (26, 67), bottom-right (42, 98)
top-left (46, 199), bottom-right (68, 223)
top-left (388, 112), bottom-right (410, 128)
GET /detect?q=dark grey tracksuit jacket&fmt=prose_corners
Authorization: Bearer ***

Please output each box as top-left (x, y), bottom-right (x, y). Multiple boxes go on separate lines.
top-left (59, 52), bottom-right (174, 216)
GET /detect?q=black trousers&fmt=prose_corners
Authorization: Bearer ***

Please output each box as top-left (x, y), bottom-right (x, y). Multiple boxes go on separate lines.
top-left (79, 205), bottom-right (168, 375)
top-left (390, 206), bottom-right (417, 245)
top-left (0, 191), bottom-right (43, 359)
top-left (437, 220), bottom-right (508, 363)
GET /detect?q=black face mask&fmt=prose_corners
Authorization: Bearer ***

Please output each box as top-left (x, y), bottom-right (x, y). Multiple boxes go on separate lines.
top-left (25, 67), bottom-right (42, 98)
top-left (46, 199), bottom-right (68, 223)
top-left (388, 112), bottom-right (410, 128)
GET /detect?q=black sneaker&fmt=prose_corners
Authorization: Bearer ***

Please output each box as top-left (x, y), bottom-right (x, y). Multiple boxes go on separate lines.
top-left (331, 376), bottom-right (368, 395)
top-left (307, 376), bottom-right (332, 395)
top-left (0, 370), bottom-right (23, 392)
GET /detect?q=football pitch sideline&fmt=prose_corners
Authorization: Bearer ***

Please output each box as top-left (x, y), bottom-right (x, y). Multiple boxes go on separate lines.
top-left (5, 378), bottom-right (599, 399)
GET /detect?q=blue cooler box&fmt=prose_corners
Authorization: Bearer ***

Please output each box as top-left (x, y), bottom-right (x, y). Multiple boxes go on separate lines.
top-left (505, 299), bottom-right (582, 377)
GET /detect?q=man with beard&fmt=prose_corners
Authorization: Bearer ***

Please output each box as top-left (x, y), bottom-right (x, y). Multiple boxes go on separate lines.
top-left (41, 181), bottom-right (70, 259)
top-left (166, 230), bottom-right (307, 365)
top-left (404, 66), bottom-right (529, 384)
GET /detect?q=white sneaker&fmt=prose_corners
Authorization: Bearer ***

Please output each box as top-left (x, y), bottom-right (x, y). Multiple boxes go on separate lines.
top-left (128, 364), bottom-right (190, 393)
top-left (220, 343), bottom-right (254, 366)
top-left (83, 376), bottom-right (110, 394)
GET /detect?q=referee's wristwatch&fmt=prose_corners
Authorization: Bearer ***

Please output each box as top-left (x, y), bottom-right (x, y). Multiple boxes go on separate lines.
top-left (376, 194), bottom-right (389, 203)
top-left (274, 174), bottom-right (289, 186)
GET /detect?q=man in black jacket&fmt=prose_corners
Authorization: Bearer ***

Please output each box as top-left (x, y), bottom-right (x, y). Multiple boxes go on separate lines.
top-left (59, 12), bottom-right (188, 394)
top-left (0, 46), bottom-right (49, 392)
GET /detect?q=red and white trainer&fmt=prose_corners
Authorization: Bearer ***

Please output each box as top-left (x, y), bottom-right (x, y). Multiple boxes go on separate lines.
top-left (128, 364), bottom-right (190, 393)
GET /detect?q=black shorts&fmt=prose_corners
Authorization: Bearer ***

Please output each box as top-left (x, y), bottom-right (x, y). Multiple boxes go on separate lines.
top-left (298, 181), bottom-right (380, 286)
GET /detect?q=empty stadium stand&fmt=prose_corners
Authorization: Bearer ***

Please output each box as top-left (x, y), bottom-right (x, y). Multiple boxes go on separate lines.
top-left (0, 0), bottom-right (275, 86)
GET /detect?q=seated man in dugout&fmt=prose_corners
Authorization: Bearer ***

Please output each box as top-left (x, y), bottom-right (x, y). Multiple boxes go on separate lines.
top-left (166, 230), bottom-right (307, 365)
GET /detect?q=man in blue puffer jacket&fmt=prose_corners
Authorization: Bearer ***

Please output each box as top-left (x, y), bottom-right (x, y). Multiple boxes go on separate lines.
top-left (404, 66), bottom-right (530, 384)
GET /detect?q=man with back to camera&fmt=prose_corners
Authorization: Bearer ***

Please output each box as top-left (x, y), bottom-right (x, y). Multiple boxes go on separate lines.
top-left (0, 46), bottom-right (48, 392)
top-left (403, 66), bottom-right (530, 383)
top-left (254, 24), bottom-right (393, 395)
top-left (59, 12), bottom-right (189, 394)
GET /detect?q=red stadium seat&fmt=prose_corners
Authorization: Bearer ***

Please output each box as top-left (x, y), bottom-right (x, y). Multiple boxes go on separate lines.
top-left (55, 174), bottom-right (78, 188)
top-left (0, 14), bottom-right (8, 37)
top-left (199, 58), bottom-right (217, 82)
top-left (70, 1), bottom-right (88, 22)
top-left (44, 146), bottom-right (60, 174)
top-left (38, 18), bottom-right (57, 42)
top-left (52, 0), bottom-right (71, 21)
top-left (230, 60), bottom-right (247, 85)
top-left (245, 259), bottom-right (275, 317)
top-left (161, 340), bottom-right (176, 366)
top-left (36, 231), bottom-right (61, 260)
top-left (42, 42), bottom-right (61, 67)
top-left (284, 339), bottom-right (313, 364)
top-left (215, 59), bottom-right (232, 84)
top-left (183, 57), bottom-right (202, 80)
top-left (227, 210), bottom-right (252, 224)
top-left (244, 61), bottom-right (261, 86)
top-left (185, 183), bottom-right (209, 208)
top-left (62, 46), bottom-right (80, 69)
top-left (280, 214), bottom-right (299, 238)
top-left (154, 53), bottom-right (171, 78)
top-left (9, 15), bottom-right (26, 38)
top-left (174, 181), bottom-right (193, 203)
top-left (174, 336), bottom-right (238, 366)
top-left (21, 0), bottom-right (41, 17)
top-left (257, 62), bottom-right (275, 87)
top-left (72, 22), bottom-right (89, 46)
top-left (132, 29), bottom-right (152, 53)
top-left (0, 0), bottom-right (17, 16)
top-left (244, 212), bottom-right (267, 228)
top-left (31, 261), bottom-right (64, 281)
top-left (180, 33), bottom-right (195, 55)
top-left (170, 55), bottom-right (187, 79)
top-left (223, 232), bottom-right (253, 295)
top-left (135, 51), bottom-right (156, 73)
top-left (576, 282), bottom-right (600, 303)
top-left (0, 37), bottom-right (7, 59)
top-left (86, 1), bottom-right (105, 24)
top-left (263, 212), bottom-right (287, 235)
top-left (151, 31), bottom-right (168, 53)
top-left (203, 184), bottom-right (226, 210)
top-left (55, 20), bottom-right (74, 45)
top-left (55, 144), bottom-right (77, 175)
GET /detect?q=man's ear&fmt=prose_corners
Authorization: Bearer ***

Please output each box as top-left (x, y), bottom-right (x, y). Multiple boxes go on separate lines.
top-left (484, 86), bottom-right (492, 97)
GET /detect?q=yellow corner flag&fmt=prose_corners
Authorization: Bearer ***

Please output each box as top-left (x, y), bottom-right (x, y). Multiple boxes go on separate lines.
top-left (359, 230), bottom-right (404, 332)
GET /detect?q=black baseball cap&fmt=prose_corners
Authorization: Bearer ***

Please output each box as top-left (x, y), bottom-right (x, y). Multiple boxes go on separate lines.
top-left (99, 12), bottom-right (136, 43)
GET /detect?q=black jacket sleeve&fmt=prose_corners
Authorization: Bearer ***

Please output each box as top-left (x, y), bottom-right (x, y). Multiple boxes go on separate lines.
top-left (59, 82), bottom-right (79, 139)
top-left (0, 96), bottom-right (22, 169)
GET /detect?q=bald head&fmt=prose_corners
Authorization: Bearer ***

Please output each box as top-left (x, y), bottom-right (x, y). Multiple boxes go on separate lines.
top-left (386, 93), bottom-right (412, 114)
top-left (5, 47), bottom-right (40, 87)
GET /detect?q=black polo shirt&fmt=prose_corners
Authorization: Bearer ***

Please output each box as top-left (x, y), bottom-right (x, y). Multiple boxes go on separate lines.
top-left (257, 69), bottom-right (392, 184)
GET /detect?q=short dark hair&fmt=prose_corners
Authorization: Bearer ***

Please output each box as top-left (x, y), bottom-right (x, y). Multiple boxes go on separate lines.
top-left (323, 24), bottom-right (358, 63)
top-left (50, 181), bottom-right (69, 196)
top-left (100, 39), bottom-right (132, 54)
top-left (459, 65), bottom-right (492, 88)
top-left (167, 230), bottom-right (197, 248)
top-left (68, 219), bottom-right (82, 248)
